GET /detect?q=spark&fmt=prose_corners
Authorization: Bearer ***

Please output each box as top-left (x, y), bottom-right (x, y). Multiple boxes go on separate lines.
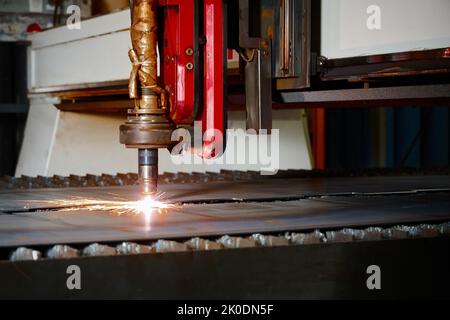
top-left (44, 194), bottom-right (174, 216)
top-left (24, 194), bottom-right (175, 231)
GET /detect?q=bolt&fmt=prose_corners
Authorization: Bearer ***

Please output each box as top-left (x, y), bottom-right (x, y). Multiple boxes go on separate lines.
top-left (185, 47), bottom-right (194, 56)
top-left (186, 62), bottom-right (194, 70)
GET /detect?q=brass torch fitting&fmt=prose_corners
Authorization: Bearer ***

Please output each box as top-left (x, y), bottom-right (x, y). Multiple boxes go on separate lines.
top-left (128, 0), bottom-right (160, 99)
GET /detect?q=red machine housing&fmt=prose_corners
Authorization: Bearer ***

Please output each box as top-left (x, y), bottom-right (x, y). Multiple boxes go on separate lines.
top-left (160, 0), bottom-right (226, 157)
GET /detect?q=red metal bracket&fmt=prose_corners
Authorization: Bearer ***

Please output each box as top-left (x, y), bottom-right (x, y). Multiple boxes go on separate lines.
top-left (160, 0), bottom-right (198, 125)
top-left (200, 0), bottom-right (226, 158)
top-left (160, 0), bottom-right (226, 157)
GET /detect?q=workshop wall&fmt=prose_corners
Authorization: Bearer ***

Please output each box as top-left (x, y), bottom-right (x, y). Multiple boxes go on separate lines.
top-left (0, 42), bottom-right (28, 176)
top-left (326, 107), bottom-right (450, 169)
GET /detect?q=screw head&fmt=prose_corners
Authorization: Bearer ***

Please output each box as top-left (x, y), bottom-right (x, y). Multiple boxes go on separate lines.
top-left (185, 47), bottom-right (194, 56)
top-left (186, 62), bottom-right (194, 70)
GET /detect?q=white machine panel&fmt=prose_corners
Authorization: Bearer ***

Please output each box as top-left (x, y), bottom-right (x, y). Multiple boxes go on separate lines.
top-left (321, 0), bottom-right (450, 59)
top-left (28, 9), bottom-right (131, 91)
top-left (27, 9), bottom-right (239, 91)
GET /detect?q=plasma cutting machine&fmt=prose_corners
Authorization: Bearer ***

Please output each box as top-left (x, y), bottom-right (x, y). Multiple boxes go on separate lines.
top-left (119, 0), bottom-right (450, 197)
top-left (120, 0), bottom-right (229, 196)
top-left (120, 0), bottom-right (232, 196)
top-left (119, 0), bottom-right (311, 196)
top-left (17, 0), bottom-right (450, 180)
top-left (2, 0), bottom-right (450, 300)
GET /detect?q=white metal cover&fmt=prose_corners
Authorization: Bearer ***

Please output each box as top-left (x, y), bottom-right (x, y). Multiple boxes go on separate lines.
top-left (321, 0), bottom-right (450, 59)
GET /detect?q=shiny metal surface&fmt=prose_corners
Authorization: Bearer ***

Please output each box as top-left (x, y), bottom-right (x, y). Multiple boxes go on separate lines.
top-left (0, 175), bottom-right (449, 248)
top-left (245, 48), bottom-right (273, 131)
top-left (280, 0), bottom-right (293, 73)
top-left (1, 175), bottom-right (448, 212)
top-left (0, 193), bottom-right (449, 248)
top-left (138, 148), bottom-right (158, 195)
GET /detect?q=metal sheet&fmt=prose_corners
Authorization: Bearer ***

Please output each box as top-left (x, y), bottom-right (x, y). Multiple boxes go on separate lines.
top-left (0, 192), bottom-right (449, 248)
top-left (1, 175), bottom-right (449, 212)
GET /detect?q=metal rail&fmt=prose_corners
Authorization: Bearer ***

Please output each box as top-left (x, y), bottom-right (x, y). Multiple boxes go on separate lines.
top-left (2, 237), bottom-right (450, 299)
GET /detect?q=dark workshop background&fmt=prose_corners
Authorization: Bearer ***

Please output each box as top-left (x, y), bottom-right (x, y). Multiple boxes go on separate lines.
top-left (0, 42), bottom-right (28, 176)
top-left (326, 107), bottom-right (450, 169)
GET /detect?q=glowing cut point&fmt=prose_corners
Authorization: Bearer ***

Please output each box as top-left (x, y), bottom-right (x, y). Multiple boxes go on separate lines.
top-left (137, 196), bottom-right (155, 230)
top-left (142, 196), bottom-right (154, 231)
top-left (133, 195), bottom-right (171, 214)
top-left (44, 195), bottom-right (173, 219)
top-left (133, 196), bottom-right (172, 231)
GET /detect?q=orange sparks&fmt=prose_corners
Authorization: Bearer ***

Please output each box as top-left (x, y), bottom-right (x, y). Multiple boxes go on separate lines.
top-left (44, 195), bottom-right (174, 216)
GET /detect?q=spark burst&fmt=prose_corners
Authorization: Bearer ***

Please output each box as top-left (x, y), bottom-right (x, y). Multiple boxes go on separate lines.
top-left (24, 193), bottom-right (174, 230)
top-left (45, 194), bottom-right (173, 216)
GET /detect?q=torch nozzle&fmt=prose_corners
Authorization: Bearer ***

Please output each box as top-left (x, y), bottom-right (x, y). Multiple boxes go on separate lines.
top-left (139, 148), bottom-right (158, 196)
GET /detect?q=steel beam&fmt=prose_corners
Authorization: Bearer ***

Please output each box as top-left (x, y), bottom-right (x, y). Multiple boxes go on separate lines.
top-left (1, 238), bottom-right (449, 299)
top-left (280, 84), bottom-right (450, 105)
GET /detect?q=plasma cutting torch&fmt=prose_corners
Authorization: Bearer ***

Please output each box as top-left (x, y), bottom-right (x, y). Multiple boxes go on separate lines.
top-left (120, 0), bottom-right (282, 196)
top-left (119, 0), bottom-right (229, 197)
top-left (120, 0), bottom-right (175, 196)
